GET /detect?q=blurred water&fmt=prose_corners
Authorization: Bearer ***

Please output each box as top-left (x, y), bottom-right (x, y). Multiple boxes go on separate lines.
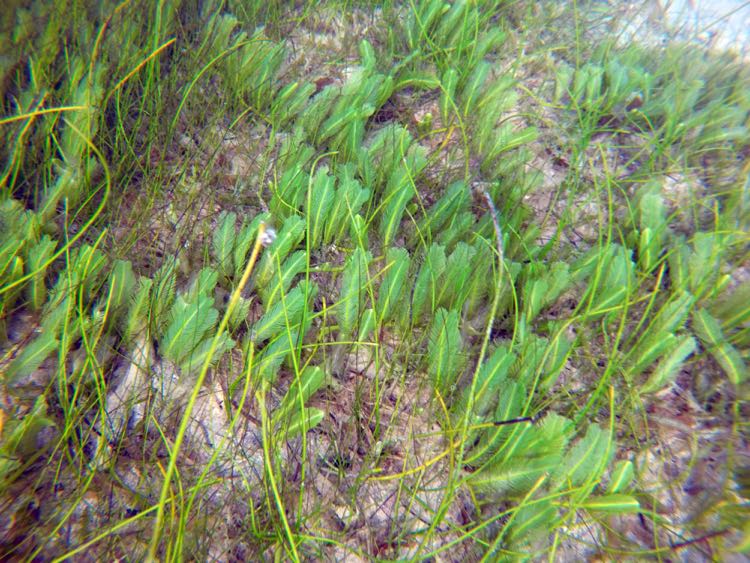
top-left (664, 0), bottom-right (750, 52)
top-left (603, 1), bottom-right (750, 58)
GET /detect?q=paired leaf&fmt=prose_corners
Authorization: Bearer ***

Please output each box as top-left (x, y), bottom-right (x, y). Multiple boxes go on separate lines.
top-left (305, 166), bottom-right (335, 250)
top-left (411, 243), bottom-right (447, 322)
top-left (338, 247), bottom-right (371, 338)
top-left (439, 242), bottom-right (476, 310)
top-left (123, 277), bottom-right (153, 343)
top-left (376, 247), bottom-right (410, 324)
top-left (150, 259), bottom-right (178, 334)
top-left (554, 424), bottom-right (612, 500)
top-left (273, 365), bottom-right (326, 428)
top-left (452, 345), bottom-right (515, 426)
top-left (693, 308), bottom-right (747, 384)
top-left (212, 211), bottom-right (237, 280)
top-left (522, 261), bottom-right (571, 323)
top-left (25, 235), bottom-right (56, 311)
top-left (4, 332), bottom-right (59, 384)
top-left (251, 284), bottom-right (307, 343)
top-left (106, 259), bottom-right (136, 322)
top-left (159, 294), bottom-right (218, 368)
top-left (427, 308), bottom-right (463, 396)
top-left (641, 335), bottom-right (696, 393)
top-left (468, 414), bottom-right (571, 497)
top-left (323, 164), bottom-right (371, 245)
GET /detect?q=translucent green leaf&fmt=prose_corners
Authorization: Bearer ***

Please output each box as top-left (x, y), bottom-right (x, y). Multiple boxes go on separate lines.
top-left (324, 164), bottom-right (370, 245)
top-left (650, 291), bottom-right (695, 336)
top-left (428, 308), bottom-right (463, 396)
top-left (0, 237), bottom-right (24, 282)
top-left (0, 256), bottom-right (24, 316)
top-left (305, 166), bottom-right (335, 249)
top-left (416, 181), bottom-right (469, 241)
top-left (274, 365), bottom-right (325, 428)
top-left (357, 308), bottom-right (376, 342)
top-left (464, 241), bottom-right (494, 316)
top-left (318, 106), bottom-right (360, 144)
top-left (440, 68), bottom-right (459, 123)
top-left (439, 242), bottom-right (476, 310)
top-left (581, 494), bottom-right (640, 513)
top-left (523, 277), bottom-right (548, 324)
top-left (540, 328), bottom-right (573, 390)
top-left (474, 28), bottom-right (506, 62)
top-left (482, 125), bottom-right (538, 174)
top-left (636, 186), bottom-right (667, 272)
top-left (435, 0), bottom-right (470, 45)
top-left (339, 247), bottom-right (371, 339)
top-left (593, 245), bottom-right (634, 314)
top-left (284, 407), bottom-right (324, 439)
top-left (107, 260), bottom-right (136, 320)
top-left (454, 346), bottom-right (515, 423)
top-left (688, 233), bottom-right (723, 298)
top-left (376, 247), bottom-right (410, 324)
top-left (4, 332), bottom-right (59, 384)
top-left (70, 244), bottom-right (107, 301)
top-left (469, 414), bottom-right (571, 497)
top-left (667, 238), bottom-right (690, 291)
top-left (641, 335), bottom-right (696, 393)
top-left (607, 460), bottom-right (635, 493)
top-left (150, 259), bottom-right (178, 334)
top-left (212, 211), bottom-right (237, 280)
top-left (461, 61), bottom-right (490, 115)
top-left (253, 328), bottom-right (304, 383)
top-left (507, 501), bottom-right (558, 547)
top-left (349, 214), bottom-right (368, 250)
top-left (411, 244), bottom-right (447, 322)
top-left (556, 424), bottom-right (612, 493)
top-left (435, 211), bottom-right (474, 249)
top-left (227, 296), bottom-right (252, 331)
top-left (0, 396), bottom-right (54, 464)
top-left (693, 308), bottom-right (747, 384)
top-left (407, 0), bottom-right (445, 50)
top-left (629, 332), bottom-right (677, 378)
top-left (272, 81), bottom-right (316, 127)
top-left (373, 74), bottom-right (395, 108)
top-left (711, 279), bottom-right (750, 330)
top-left (333, 116), bottom-right (366, 162)
top-left (187, 268), bottom-right (218, 301)
top-left (300, 86), bottom-right (338, 139)
top-left (379, 182), bottom-right (415, 248)
top-left (25, 235), bottom-right (56, 311)
top-left (475, 77), bottom-right (517, 155)
top-left (271, 161), bottom-right (313, 218)
top-left (251, 284), bottom-right (306, 343)
top-left (160, 295), bottom-right (218, 367)
top-left (123, 276), bottom-right (153, 343)
top-left (359, 39), bottom-right (376, 71)
top-left (180, 331), bottom-right (235, 375)
top-left (465, 379), bottom-right (528, 468)
top-left (554, 63), bottom-right (574, 104)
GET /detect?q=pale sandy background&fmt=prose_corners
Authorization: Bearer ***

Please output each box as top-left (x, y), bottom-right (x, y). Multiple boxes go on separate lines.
top-left (603, 0), bottom-right (750, 59)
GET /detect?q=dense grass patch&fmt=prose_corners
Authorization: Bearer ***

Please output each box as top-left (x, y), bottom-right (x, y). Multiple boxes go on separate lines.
top-left (1, 0), bottom-right (748, 560)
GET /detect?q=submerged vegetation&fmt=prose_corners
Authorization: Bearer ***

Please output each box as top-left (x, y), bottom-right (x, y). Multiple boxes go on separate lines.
top-left (1, 0), bottom-right (748, 560)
